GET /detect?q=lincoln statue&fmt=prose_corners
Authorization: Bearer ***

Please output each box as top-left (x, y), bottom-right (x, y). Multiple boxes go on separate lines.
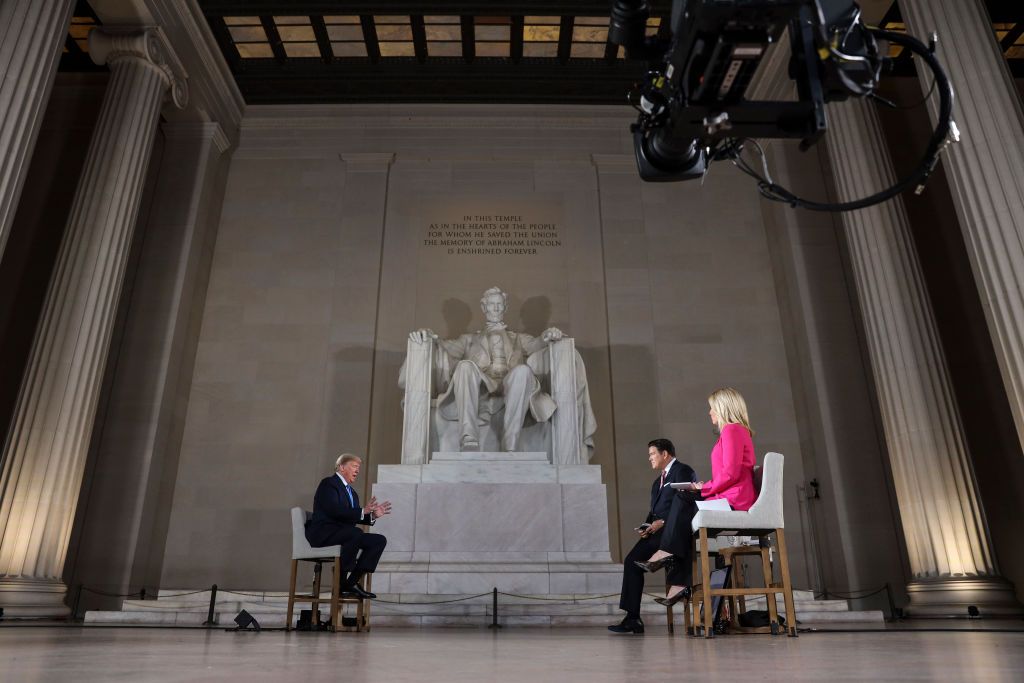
top-left (404, 287), bottom-right (595, 455)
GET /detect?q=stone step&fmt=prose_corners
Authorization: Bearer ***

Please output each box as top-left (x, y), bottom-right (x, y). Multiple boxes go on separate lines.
top-left (84, 610), bottom-right (288, 628)
top-left (147, 588), bottom-right (822, 608)
top-left (85, 607), bottom-right (884, 628)
top-left (85, 585), bottom-right (884, 628)
top-left (120, 598), bottom-right (849, 616)
top-left (107, 592), bottom-right (874, 620)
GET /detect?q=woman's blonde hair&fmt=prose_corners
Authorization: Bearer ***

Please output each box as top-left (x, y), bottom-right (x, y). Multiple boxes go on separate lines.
top-left (708, 388), bottom-right (754, 435)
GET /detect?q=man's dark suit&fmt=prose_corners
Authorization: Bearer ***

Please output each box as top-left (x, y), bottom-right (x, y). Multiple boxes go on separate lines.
top-left (305, 474), bottom-right (387, 578)
top-left (618, 460), bottom-right (697, 619)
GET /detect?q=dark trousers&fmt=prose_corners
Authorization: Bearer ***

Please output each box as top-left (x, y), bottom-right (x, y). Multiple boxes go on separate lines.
top-left (307, 525), bottom-right (387, 580)
top-left (659, 491), bottom-right (701, 586)
top-left (619, 533), bottom-right (661, 619)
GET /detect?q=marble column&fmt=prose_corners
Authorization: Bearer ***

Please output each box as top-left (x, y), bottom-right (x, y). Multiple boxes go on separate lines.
top-left (902, 0), bottom-right (1024, 455)
top-left (827, 98), bottom-right (1018, 616)
top-left (0, 0), bottom-right (76, 263)
top-left (0, 28), bottom-right (187, 617)
top-left (68, 121), bottom-right (229, 611)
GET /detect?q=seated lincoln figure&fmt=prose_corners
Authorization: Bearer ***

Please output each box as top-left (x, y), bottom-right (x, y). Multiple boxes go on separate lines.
top-left (406, 286), bottom-right (591, 453)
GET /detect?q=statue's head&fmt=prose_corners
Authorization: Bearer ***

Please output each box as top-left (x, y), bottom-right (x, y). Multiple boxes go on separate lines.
top-left (480, 286), bottom-right (508, 323)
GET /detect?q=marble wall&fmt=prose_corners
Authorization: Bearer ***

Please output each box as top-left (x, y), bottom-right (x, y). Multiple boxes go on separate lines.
top-left (73, 104), bottom-right (894, 594)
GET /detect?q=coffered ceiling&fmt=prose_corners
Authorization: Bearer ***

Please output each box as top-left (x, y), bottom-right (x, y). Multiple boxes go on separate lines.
top-left (62, 1), bottom-right (1024, 104)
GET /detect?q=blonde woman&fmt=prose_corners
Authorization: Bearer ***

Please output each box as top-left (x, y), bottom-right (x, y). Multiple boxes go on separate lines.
top-left (634, 388), bottom-right (758, 607)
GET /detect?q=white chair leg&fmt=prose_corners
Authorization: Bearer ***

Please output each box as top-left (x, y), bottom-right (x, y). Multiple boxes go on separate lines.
top-left (776, 529), bottom-right (798, 637)
top-left (286, 559), bottom-right (298, 631)
top-left (699, 527), bottom-right (713, 638)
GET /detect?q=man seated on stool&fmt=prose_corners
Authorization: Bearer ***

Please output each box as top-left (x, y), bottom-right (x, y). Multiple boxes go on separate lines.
top-left (305, 453), bottom-right (392, 599)
top-left (608, 439), bottom-right (696, 634)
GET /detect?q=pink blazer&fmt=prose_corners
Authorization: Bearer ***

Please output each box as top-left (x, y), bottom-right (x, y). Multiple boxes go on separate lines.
top-left (702, 423), bottom-right (757, 511)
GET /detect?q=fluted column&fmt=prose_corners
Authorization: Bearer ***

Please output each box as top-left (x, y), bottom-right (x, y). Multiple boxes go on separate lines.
top-left (828, 98), bottom-right (1018, 616)
top-left (0, 28), bottom-right (187, 617)
top-left (902, 0), bottom-right (1024, 455)
top-left (0, 0), bottom-right (76, 264)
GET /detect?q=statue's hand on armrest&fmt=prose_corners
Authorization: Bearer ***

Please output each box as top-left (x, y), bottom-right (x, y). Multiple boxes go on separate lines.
top-left (541, 327), bottom-right (564, 343)
top-left (410, 328), bottom-right (438, 344)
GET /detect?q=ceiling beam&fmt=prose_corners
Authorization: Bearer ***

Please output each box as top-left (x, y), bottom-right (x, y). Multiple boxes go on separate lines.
top-left (1001, 23), bottom-right (1024, 51)
top-left (209, 16), bottom-right (241, 68)
top-left (260, 15), bottom-right (287, 63)
top-left (461, 15), bottom-right (475, 61)
top-left (311, 15), bottom-right (334, 63)
top-left (558, 16), bottom-right (573, 62)
top-left (511, 15), bottom-right (524, 61)
top-left (199, 1), bottom-right (672, 17)
top-left (360, 15), bottom-right (381, 61)
top-left (411, 15), bottom-right (428, 61)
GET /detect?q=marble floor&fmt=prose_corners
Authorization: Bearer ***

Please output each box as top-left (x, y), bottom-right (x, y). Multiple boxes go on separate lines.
top-left (1, 625), bottom-right (1023, 682)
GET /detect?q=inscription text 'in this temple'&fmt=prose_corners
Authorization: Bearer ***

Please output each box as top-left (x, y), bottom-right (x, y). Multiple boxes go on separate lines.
top-left (423, 214), bottom-right (561, 256)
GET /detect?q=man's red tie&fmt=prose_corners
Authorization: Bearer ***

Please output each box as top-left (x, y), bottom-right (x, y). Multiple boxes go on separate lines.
top-left (660, 472), bottom-right (666, 488)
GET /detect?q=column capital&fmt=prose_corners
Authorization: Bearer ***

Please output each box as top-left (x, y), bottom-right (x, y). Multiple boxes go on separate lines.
top-left (89, 27), bottom-right (189, 110)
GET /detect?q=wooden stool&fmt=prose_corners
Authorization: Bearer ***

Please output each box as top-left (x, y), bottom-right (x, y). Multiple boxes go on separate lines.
top-left (690, 529), bottom-right (796, 637)
top-left (287, 507), bottom-right (372, 632)
top-left (687, 454), bottom-right (798, 638)
top-left (286, 556), bottom-right (373, 632)
top-left (717, 541), bottom-right (778, 633)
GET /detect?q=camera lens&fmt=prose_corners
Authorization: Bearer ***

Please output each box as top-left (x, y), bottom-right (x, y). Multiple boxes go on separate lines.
top-left (609, 0), bottom-right (651, 51)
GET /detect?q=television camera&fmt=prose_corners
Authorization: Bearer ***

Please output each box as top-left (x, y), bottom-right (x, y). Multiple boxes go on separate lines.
top-left (608, 0), bottom-right (957, 211)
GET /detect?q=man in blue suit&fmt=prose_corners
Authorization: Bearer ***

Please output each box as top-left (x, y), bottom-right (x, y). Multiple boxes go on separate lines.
top-left (608, 438), bottom-right (696, 634)
top-left (306, 453), bottom-right (392, 599)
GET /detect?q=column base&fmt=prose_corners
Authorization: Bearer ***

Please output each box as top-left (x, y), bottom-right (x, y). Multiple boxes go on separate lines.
top-left (0, 577), bottom-right (70, 618)
top-left (906, 576), bottom-right (1022, 618)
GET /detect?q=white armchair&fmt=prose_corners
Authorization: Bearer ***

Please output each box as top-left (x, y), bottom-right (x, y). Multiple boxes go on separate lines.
top-left (686, 453), bottom-right (797, 638)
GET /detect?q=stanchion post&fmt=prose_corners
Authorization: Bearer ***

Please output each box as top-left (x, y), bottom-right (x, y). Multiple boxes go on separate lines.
top-left (488, 588), bottom-right (501, 629)
top-left (203, 584), bottom-right (218, 626)
top-left (71, 584), bottom-right (84, 621)
top-left (885, 582), bottom-right (897, 621)
top-left (140, 587), bottom-right (146, 600)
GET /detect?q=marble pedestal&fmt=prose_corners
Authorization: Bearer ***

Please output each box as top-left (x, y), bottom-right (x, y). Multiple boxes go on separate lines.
top-left (370, 452), bottom-right (616, 596)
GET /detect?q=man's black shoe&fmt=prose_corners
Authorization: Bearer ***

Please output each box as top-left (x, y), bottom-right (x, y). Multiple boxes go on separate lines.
top-left (607, 617), bottom-right (644, 634)
top-left (341, 583), bottom-right (376, 599)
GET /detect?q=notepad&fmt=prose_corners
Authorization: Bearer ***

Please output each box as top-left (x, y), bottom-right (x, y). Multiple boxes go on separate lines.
top-left (695, 499), bottom-right (732, 511)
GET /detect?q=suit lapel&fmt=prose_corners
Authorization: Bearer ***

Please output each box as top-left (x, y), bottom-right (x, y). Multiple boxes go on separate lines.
top-left (336, 476), bottom-right (358, 511)
top-left (333, 475), bottom-right (345, 506)
top-left (650, 460), bottom-right (679, 511)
